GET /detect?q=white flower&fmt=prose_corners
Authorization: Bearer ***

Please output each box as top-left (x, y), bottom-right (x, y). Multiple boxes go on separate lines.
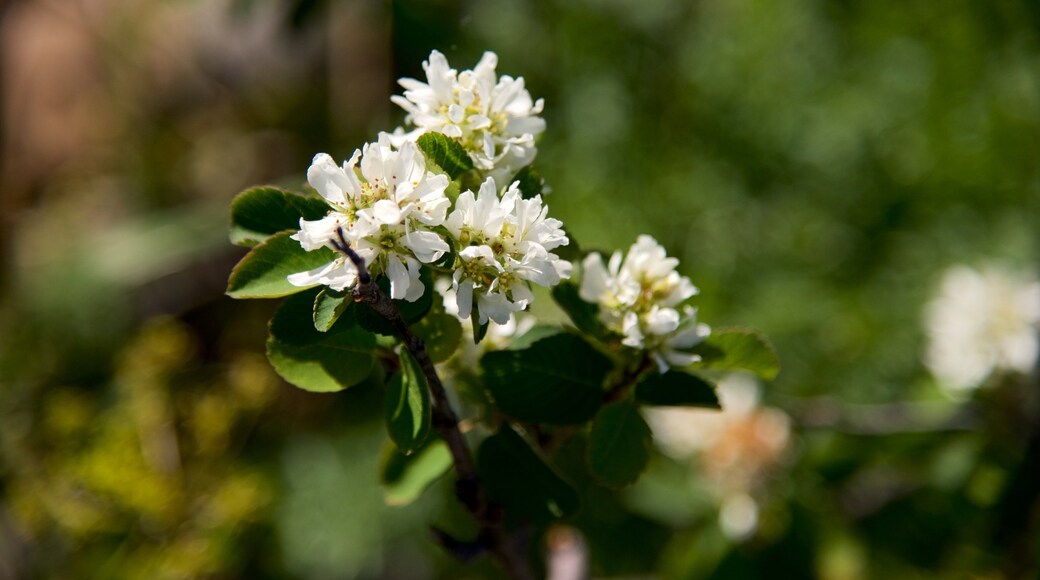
top-left (924, 264), bottom-right (1040, 393)
top-left (287, 135), bottom-right (450, 301)
top-left (580, 235), bottom-right (709, 370)
top-left (436, 277), bottom-right (536, 371)
top-left (643, 375), bottom-right (791, 541)
top-left (391, 50), bottom-right (545, 181)
top-left (445, 177), bottom-right (571, 324)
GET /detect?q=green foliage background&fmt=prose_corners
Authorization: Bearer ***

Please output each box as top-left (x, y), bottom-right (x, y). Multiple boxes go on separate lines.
top-left (0, 0), bottom-right (1036, 577)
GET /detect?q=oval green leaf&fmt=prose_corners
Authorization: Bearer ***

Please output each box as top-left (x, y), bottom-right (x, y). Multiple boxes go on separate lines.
top-left (417, 132), bottom-right (474, 180)
top-left (380, 438), bottom-right (452, 506)
top-left (313, 288), bottom-right (352, 332)
top-left (477, 426), bottom-right (579, 525)
top-left (410, 312), bottom-right (463, 363)
top-left (230, 186), bottom-right (330, 247)
top-left (691, 327), bottom-right (780, 380)
top-left (551, 282), bottom-right (610, 341)
top-left (227, 231), bottom-right (337, 299)
top-left (511, 165), bottom-right (544, 199)
top-left (385, 351), bottom-right (431, 454)
top-left (587, 402), bottom-right (653, 488)
top-left (266, 290), bottom-right (376, 392)
top-left (481, 333), bottom-right (612, 425)
top-left (634, 371), bottom-right (720, 408)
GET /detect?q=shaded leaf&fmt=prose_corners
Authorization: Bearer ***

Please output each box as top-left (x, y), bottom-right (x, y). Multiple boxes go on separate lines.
top-left (230, 186), bottom-right (329, 247)
top-left (552, 282), bottom-right (610, 340)
top-left (227, 231), bottom-right (336, 299)
top-left (417, 132), bottom-right (473, 180)
top-left (554, 228), bottom-right (582, 264)
top-left (313, 288), bottom-right (352, 332)
top-left (411, 312), bottom-right (463, 363)
top-left (471, 305), bottom-right (490, 344)
top-left (511, 165), bottom-right (544, 199)
top-left (380, 438), bottom-right (452, 506)
top-left (587, 402), bottom-right (654, 488)
top-left (692, 327), bottom-right (780, 380)
top-left (266, 290), bottom-right (375, 392)
top-left (482, 333), bottom-right (611, 425)
top-left (385, 350), bottom-right (431, 454)
top-left (634, 371), bottom-right (720, 408)
top-left (477, 426), bottom-right (579, 524)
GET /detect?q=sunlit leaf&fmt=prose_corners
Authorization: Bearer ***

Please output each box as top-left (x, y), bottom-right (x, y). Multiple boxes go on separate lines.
top-left (229, 186), bottom-right (329, 247)
top-left (227, 231), bottom-right (336, 299)
top-left (313, 288), bottom-right (352, 332)
top-left (380, 438), bottom-right (453, 506)
top-left (692, 327), bottom-right (780, 380)
top-left (417, 133), bottom-right (474, 180)
top-left (266, 290), bottom-right (375, 392)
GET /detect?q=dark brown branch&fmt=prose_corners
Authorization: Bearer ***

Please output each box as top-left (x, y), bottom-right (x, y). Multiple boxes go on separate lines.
top-left (330, 229), bottom-right (534, 580)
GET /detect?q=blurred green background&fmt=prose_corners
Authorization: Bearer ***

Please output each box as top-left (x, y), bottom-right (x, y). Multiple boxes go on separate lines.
top-left (1, 0), bottom-right (1037, 578)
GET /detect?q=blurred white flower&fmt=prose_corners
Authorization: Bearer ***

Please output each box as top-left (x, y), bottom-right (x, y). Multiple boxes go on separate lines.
top-left (580, 235), bottom-right (709, 370)
top-left (391, 50), bottom-right (545, 181)
top-left (288, 135), bottom-right (450, 301)
top-left (445, 177), bottom-right (571, 324)
top-left (924, 264), bottom-right (1040, 393)
top-left (643, 375), bottom-right (791, 541)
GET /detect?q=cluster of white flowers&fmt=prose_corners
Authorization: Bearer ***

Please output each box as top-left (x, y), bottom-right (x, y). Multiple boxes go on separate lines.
top-left (446, 177), bottom-right (570, 324)
top-left (288, 51), bottom-right (569, 323)
top-left (924, 264), bottom-right (1040, 394)
top-left (580, 235), bottom-right (710, 370)
top-left (391, 50), bottom-right (545, 181)
top-left (287, 134), bottom-right (450, 301)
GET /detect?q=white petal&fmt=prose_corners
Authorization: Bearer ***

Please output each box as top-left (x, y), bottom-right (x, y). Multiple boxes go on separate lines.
top-left (456, 279), bottom-right (474, 320)
top-left (404, 230), bottom-right (449, 263)
top-left (386, 254), bottom-right (410, 300)
top-left (372, 199), bottom-right (403, 225)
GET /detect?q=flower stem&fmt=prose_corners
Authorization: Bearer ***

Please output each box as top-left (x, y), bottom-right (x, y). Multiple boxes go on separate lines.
top-left (331, 228), bottom-right (534, 580)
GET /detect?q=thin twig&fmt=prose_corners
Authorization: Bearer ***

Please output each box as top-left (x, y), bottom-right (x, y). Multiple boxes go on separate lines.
top-left (330, 229), bottom-right (534, 580)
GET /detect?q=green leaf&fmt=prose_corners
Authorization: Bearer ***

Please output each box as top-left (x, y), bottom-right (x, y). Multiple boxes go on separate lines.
top-left (411, 312), bottom-right (462, 363)
top-left (357, 269), bottom-right (434, 336)
top-left (477, 426), bottom-right (579, 524)
top-left (229, 186), bottom-right (329, 247)
top-left (511, 165), bottom-right (544, 199)
top-left (227, 231), bottom-right (337, 299)
top-left (552, 282), bottom-right (610, 341)
top-left (554, 228), bottom-right (582, 263)
top-left (385, 350), bottom-right (432, 454)
top-left (692, 327), bottom-right (780, 380)
top-left (634, 371), bottom-right (720, 408)
top-left (266, 290), bottom-right (376, 392)
top-left (471, 308), bottom-right (490, 345)
top-left (417, 133), bottom-right (474, 180)
top-left (587, 402), bottom-right (653, 488)
top-left (380, 438), bottom-right (453, 506)
top-left (482, 333), bottom-right (612, 425)
top-left (507, 325), bottom-right (562, 351)
top-left (313, 288), bottom-right (352, 332)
